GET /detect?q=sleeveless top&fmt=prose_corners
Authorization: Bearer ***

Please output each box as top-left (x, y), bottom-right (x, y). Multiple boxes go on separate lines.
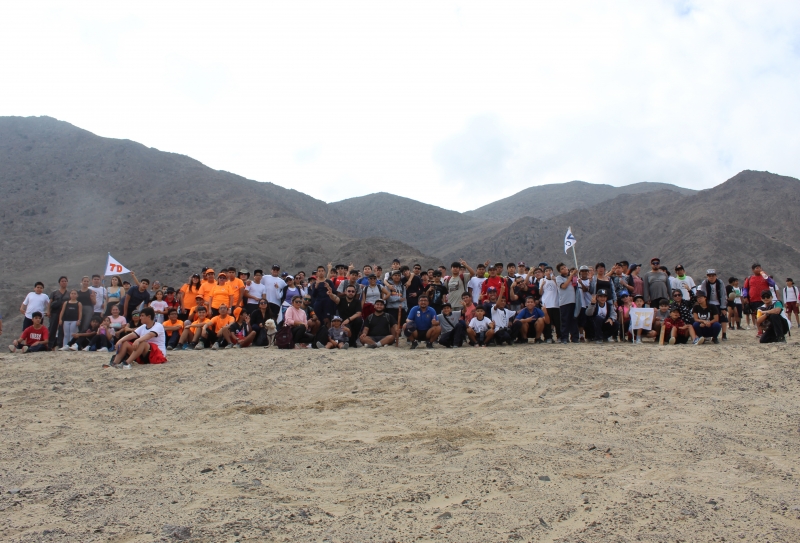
top-left (364, 285), bottom-right (383, 304)
top-left (62, 301), bottom-right (80, 321)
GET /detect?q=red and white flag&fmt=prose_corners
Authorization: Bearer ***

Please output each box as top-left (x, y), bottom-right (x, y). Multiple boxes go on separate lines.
top-left (104, 253), bottom-right (131, 276)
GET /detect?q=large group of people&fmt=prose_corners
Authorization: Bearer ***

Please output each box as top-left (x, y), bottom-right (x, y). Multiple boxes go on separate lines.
top-left (3, 258), bottom-right (796, 367)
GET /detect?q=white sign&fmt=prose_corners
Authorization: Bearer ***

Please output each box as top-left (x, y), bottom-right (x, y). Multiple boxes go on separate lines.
top-left (630, 308), bottom-right (654, 330)
top-left (104, 253), bottom-right (131, 276)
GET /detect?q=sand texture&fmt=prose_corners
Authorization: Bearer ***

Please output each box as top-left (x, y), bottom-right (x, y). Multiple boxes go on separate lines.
top-left (1, 333), bottom-right (800, 542)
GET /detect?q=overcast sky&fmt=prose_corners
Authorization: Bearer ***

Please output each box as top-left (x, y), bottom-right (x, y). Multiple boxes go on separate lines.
top-left (2, 1), bottom-right (799, 211)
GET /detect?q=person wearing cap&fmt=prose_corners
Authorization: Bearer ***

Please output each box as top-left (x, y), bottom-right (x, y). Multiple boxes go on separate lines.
top-left (360, 298), bottom-right (397, 348)
top-left (756, 289), bottom-right (790, 343)
top-left (263, 265), bottom-right (287, 319)
top-left (325, 281), bottom-right (363, 347)
top-left (643, 258), bottom-right (670, 308)
top-left (586, 289), bottom-right (618, 343)
top-left (670, 264), bottom-right (696, 300)
top-left (331, 263), bottom-right (349, 288)
top-left (435, 302), bottom-right (463, 348)
top-left (480, 263), bottom-right (506, 303)
top-left (243, 269), bottom-right (267, 317)
top-left (691, 290), bottom-right (720, 344)
top-left (698, 269), bottom-right (729, 340)
top-left (279, 275), bottom-right (305, 323)
top-left (198, 268), bottom-right (217, 304)
top-left (319, 315), bottom-right (350, 349)
top-left (206, 273), bottom-right (233, 317)
top-left (575, 265), bottom-right (593, 341)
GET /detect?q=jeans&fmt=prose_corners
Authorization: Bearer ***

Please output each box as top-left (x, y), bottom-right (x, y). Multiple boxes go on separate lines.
top-left (62, 321), bottom-right (79, 348)
top-left (693, 322), bottom-right (721, 339)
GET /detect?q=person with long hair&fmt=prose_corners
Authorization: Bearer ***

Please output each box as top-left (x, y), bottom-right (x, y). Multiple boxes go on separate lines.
top-left (178, 273), bottom-right (203, 319)
top-left (105, 276), bottom-right (124, 316)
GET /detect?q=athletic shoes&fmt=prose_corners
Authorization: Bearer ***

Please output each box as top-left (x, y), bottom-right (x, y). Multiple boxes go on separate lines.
top-left (668, 337), bottom-right (676, 345)
top-left (316, 341), bottom-right (326, 349)
top-left (21, 346), bottom-right (29, 353)
top-left (342, 343), bottom-right (349, 349)
top-left (211, 342), bottom-right (219, 350)
top-left (194, 343), bottom-right (205, 350)
top-left (367, 343), bottom-right (378, 349)
top-left (693, 337), bottom-right (704, 345)
top-left (712, 337), bottom-right (719, 344)
top-left (69, 344), bottom-right (79, 351)
top-left (410, 341), bottom-right (419, 349)
top-left (98, 347), bottom-right (109, 352)
top-left (426, 341), bottom-right (434, 349)
top-left (7, 345), bottom-right (15, 353)
top-left (122, 363), bottom-right (132, 370)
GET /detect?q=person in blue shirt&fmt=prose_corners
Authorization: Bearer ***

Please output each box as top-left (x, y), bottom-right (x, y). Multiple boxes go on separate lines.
top-left (403, 295), bottom-right (439, 349)
top-left (512, 296), bottom-right (549, 343)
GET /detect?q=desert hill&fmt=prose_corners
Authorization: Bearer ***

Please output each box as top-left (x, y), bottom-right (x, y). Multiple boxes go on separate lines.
top-left (465, 180), bottom-right (696, 223)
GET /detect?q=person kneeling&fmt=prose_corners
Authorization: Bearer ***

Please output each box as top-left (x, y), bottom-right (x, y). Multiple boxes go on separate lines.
top-left (436, 303), bottom-right (463, 348)
top-left (107, 307), bottom-right (167, 369)
top-left (197, 304), bottom-right (234, 350)
top-left (9, 312), bottom-right (49, 353)
top-left (322, 316), bottom-right (350, 349)
top-left (756, 289), bottom-right (790, 343)
top-left (467, 307), bottom-right (494, 347)
top-left (585, 290), bottom-right (618, 343)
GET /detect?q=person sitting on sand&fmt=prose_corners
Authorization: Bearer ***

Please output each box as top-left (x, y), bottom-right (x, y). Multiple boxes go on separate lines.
top-left (360, 298), bottom-right (397, 348)
top-left (663, 306), bottom-right (698, 345)
top-left (8, 311), bottom-right (49, 353)
top-left (321, 315), bottom-right (350, 349)
top-left (223, 308), bottom-right (256, 348)
top-left (107, 307), bottom-right (167, 369)
top-left (512, 296), bottom-right (548, 344)
top-left (467, 306), bottom-right (494, 347)
top-left (196, 304), bottom-right (234, 350)
top-left (756, 289), bottom-right (790, 344)
top-left (691, 290), bottom-right (720, 344)
top-left (585, 289), bottom-right (618, 343)
top-left (163, 308), bottom-right (184, 351)
top-left (435, 303), bottom-right (462, 348)
top-left (177, 306), bottom-right (211, 349)
top-left (490, 296), bottom-right (517, 346)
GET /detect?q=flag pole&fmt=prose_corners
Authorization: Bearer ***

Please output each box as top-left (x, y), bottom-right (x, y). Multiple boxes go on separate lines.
top-left (569, 226), bottom-right (579, 270)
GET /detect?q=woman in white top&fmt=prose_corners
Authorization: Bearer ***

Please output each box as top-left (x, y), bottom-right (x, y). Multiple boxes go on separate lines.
top-left (149, 290), bottom-right (168, 323)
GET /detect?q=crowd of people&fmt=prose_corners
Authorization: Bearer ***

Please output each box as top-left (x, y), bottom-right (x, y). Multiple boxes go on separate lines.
top-left (4, 258), bottom-right (796, 367)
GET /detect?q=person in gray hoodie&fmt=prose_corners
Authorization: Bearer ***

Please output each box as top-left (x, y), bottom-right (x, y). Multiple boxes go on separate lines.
top-left (643, 257), bottom-right (670, 307)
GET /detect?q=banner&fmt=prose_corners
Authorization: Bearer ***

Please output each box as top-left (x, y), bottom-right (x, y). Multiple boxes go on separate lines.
top-left (564, 227), bottom-right (577, 254)
top-left (630, 308), bottom-right (654, 330)
top-left (104, 253), bottom-right (131, 276)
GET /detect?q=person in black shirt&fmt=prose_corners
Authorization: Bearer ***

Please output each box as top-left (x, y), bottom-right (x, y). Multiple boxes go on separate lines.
top-left (425, 271), bottom-right (448, 314)
top-left (123, 278), bottom-right (152, 322)
top-left (360, 299), bottom-right (397, 348)
top-left (403, 265), bottom-right (424, 309)
top-left (48, 276), bottom-right (70, 349)
top-left (326, 282), bottom-right (363, 347)
top-left (692, 290), bottom-right (721, 344)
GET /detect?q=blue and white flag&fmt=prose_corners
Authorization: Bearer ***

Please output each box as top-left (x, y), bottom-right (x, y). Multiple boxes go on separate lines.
top-left (564, 228), bottom-right (577, 254)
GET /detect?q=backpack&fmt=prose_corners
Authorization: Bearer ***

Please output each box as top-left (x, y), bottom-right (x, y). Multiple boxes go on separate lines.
top-left (275, 323), bottom-right (295, 349)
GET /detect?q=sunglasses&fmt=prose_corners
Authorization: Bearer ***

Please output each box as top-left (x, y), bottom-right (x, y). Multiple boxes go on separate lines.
top-left (259, 301), bottom-right (267, 305)
top-left (292, 300), bottom-right (302, 304)
top-left (673, 293), bottom-right (682, 297)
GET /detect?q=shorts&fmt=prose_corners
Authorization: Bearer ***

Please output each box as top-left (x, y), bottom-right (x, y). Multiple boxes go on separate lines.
top-left (665, 323), bottom-right (689, 337)
top-left (137, 343), bottom-right (168, 364)
top-left (718, 310), bottom-right (728, 323)
top-left (748, 301), bottom-right (762, 315)
top-left (786, 302), bottom-right (798, 315)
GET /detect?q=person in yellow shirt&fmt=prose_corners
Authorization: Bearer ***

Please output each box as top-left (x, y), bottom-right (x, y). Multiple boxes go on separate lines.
top-left (226, 267), bottom-right (246, 309)
top-left (196, 304), bottom-right (235, 350)
top-left (207, 274), bottom-right (234, 317)
top-left (177, 306), bottom-right (210, 350)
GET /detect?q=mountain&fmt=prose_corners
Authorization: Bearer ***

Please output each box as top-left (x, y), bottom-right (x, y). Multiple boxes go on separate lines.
top-left (328, 193), bottom-right (501, 258)
top-left (0, 116), bottom-right (436, 320)
top-left (446, 171), bottom-right (800, 283)
top-left (465, 180), bottom-right (696, 223)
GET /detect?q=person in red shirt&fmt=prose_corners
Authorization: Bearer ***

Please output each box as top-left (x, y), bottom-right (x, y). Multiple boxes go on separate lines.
top-left (480, 263), bottom-right (506, 302)
top-left (9, 312), bottom-right (49, 353)
top-left (743, 263), bottom-right (775, 335)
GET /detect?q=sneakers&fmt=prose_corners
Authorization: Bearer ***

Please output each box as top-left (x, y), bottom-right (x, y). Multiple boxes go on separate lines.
top-left (233, 344), bottom-right (241, 349)
top-left (167, 345), bottom-right (174, 351)
top-left (211, 342), bottom-right (219, 350)
top-left (426, 341), bottom-right (434, 349)
top-left (545, 339), bottom-right (553, 344)
top-left (98, 347), bottom-right (109, 353)
top-left (316, 341), bottom-right (326, 349)
top-left (194, 343), bottom-right (205, 350)
top-left (668, 337), bottom-right (676, 345)
top-left (122, 363), bottom-right (132, 370)
top-left (224, 344), bottom-right (232, 349)
top-left (21, 346), bottom-right (29, 353)
top-left (712, 337), bottom-right (719, 344)
top-left (60, 346), bottom-right (70, 351)
top-left (367, 343), bottom-right (378, 349)
top-left (82, 346), bottom-right (91, 352)
top-left (7, 345), bottom-right (15, 353)
top-left (342, 343), bottom-right (349, 350)
top-left (693, 337), bottom-right (704, 345)
top-left (181, 343), bottom-right (190, 350)
top-left (69, 344), bottom-right (79, 351)
top-left (410, 341), bottom-right (419, 349)
top-left (634, 339), bottom-right (643, 345)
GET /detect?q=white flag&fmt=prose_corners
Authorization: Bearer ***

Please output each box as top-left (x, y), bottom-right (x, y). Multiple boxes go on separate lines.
top-left (564, 228), bottom-right (577, 254)
top-left (105, 253), bottom-right (131, 276)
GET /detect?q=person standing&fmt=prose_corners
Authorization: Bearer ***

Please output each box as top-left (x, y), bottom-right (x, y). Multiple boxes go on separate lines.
top-left (642, 258), bottom-right (670, 308)
top-left (89, 275), bottom-right (108, 321)
top-left (698, 269), bottom-right (728, 340)
top-left (670, 265), bottom-right (696, 300)
top-left (783, 278), bottom-right (800, 327)
top-left (20, 282), bottom-right (50, 331)
top-left (122, 277), bottom-right (151, 322)
top-left (48, 276), bottom-right (70, 349)
top-left (243, 269), bottom-right (267, 317)
top-left (539, 266), bottom-right (560, 343)
top-left (263, 265), bottom-right (287, 319)
top-left (555, 264), bottom-right (579, 344)
top-left (743, 263), bottom-right (776, 336)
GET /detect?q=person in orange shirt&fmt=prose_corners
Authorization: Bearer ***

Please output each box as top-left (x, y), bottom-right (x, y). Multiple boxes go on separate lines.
top-left (197, 304), bottom-right (234, 350)
top-left (207, 273), bottom-right (234, 317)
top-left (178, 273), bottom-right (203, 318)
top-left (198, 268), bottom-right (217, 304)
top-left (226, 267), bottom-right (246, 309)
top-left (177, 306), bottom-right (210, 350)
top-left (163, 308), bottom-right (184, 350)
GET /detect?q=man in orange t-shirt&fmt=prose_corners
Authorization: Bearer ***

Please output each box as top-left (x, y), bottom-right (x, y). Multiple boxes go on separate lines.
top-left (178, 306), bottom-right (210, 349)
top-left (226, 267), bottom-right (246, 309)
top-left (198, 304), bottom-right (235, 350)
top-left (199, 269), bottom-right (217, 301)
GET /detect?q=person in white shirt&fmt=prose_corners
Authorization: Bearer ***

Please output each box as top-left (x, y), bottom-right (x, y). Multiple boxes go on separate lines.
top-left (262, 265), bottom-right (287, 319)
top-left (490, 296), bottom-right (516, 346)
top-left (20, 282), bottom-right (50, 331)
top-left (539, 266), bottom-right (560, 343)
top-left (467, 263), bottom-right (487, 305)
top-left (89, 275), bottom-right (108, 319)
top-left (783, 277), bottom-right (800, 327)
top-left (244, 269), bottom-right (268, 316)
top-left (108, 307), bottom-right (167, 369)
top-left (670, 265), bottom-right (696, 300)
top-left (467, 306), bottom-right (494, 347)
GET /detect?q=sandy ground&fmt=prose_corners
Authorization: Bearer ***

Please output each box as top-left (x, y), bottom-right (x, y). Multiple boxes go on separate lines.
top-left (1, 330), bottom-right (800, 542)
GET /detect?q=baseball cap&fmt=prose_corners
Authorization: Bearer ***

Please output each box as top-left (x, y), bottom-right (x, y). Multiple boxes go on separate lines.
top-left (368, 273), bottom-right (377, 278)
top-left (650, 257), bottom-right (660, 263)
top-left (332, 315), bottom-right (342, 321)
top-left (373, 298), bottom-right (385, 305)
top-left (706, 269), bottom-right (717, 275)
top-left (392, 258), bottom-right (401, 264)
top-left (205, 268), bottom-right (215, 275)
top-left (618, 289), bottom-right (630, 297)
top-left (233, 307), bottom-right (242, 319)
top-left (695, 290), bottom-right (707, 298)
top-left (271, 264), bottom-right (280, 270)
top-left (579, 265), bottom-right (590, 271)
top-left (596, 289), bottom-right (609, 296)
top-left (239, 269), bottom-right (250, 275)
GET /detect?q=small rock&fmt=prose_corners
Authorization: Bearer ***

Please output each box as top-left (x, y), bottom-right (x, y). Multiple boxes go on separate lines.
top-left (432, 525), bottom-right (442, 530)
top-left (680, 508), bottom-right (696, 517)
top-left (207, 363), bottom-right (214, 367)
top-left (461, 499), bottom-right (470, 504)
top-left (8, 489), bottom-right (20, 494)
top-left (162, 525), bottom-right (192, 540)
top-left (707, 499), bottom-right (717, 505)
top-left (588, 444), bottom-right (596, 451)
top-left (200, 468), bottom-right (213, 473)
top-left (86, 378), bottom-right (94, 383)
top-left (538, 475), bottom-right (551, 482)
top-left (437, 512), bottom-right (452, 520)
top-left (600, 392), bottom-right (610, 398)
top-left (539, 517), bottom-right (548, 527)
top-left (581, 494), bottom-right (589, 504)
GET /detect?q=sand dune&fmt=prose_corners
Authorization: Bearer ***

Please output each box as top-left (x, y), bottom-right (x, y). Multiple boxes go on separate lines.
top-left (1, 331), bottom-right (799, 541)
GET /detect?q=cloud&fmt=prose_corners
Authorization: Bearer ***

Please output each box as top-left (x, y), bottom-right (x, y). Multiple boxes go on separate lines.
top-left (1, 1), bottom-right (799, 212)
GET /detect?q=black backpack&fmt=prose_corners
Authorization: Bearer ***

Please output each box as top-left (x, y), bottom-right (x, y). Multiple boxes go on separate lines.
top-left (275, 324), bottom-right (294, 349)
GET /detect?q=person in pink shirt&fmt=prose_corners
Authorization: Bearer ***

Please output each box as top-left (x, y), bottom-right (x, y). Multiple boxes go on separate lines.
top-left (283, 296), bottom-right (310, 347)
